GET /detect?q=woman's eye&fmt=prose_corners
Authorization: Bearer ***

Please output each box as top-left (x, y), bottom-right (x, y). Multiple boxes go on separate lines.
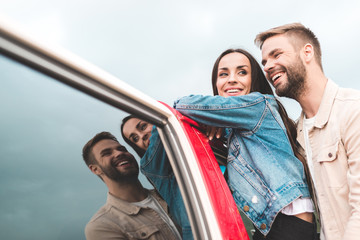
top-left (238, 70), bottom-right (247, 75)
top-left (132, 135), bottom-right (139, 143)
top-left (218, 72), bottom-right (228, 77)
top-left (140, 123), bottom-right (147, 131)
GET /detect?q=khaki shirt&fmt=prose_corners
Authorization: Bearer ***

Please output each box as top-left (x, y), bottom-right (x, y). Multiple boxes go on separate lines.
top-left (297, 79), bottom-right (360, 240)
top-left (85, 190), bottom-right (180, 240)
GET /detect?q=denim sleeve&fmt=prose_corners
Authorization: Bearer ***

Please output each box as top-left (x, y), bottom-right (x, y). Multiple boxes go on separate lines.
top-left (140, 126), bottom-right (173, 177)
top-left (140, 127), bottom-right (191, 236)
top-left (173, 92), bottom-right (270, 131)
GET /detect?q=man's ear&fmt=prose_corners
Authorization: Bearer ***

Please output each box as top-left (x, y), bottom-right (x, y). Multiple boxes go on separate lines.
top-left (89, 164), bottom-right (102, 176)
top-left (303, 43), bottom-right (314, 63)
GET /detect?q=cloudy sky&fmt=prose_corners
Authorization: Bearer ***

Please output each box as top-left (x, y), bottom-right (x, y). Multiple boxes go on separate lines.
top-left (1, 0), bottom-right (360, 239)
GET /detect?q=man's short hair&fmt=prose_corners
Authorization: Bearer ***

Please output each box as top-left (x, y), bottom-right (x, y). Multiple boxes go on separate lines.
top-left (254, 22), bottom-right (323, 70)
top-left (82, 132), bottom-right (119, 166)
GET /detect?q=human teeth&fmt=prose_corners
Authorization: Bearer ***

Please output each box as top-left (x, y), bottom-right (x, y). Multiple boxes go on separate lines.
top-left (227, 89), bottom-right (240, 93)
top-left (272, 73), bottom-right (282, 81)
top-left (119, 161), bottom-right (129, 166)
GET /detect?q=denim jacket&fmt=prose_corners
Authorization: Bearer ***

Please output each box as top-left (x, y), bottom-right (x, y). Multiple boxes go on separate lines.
top-left (141, 127), bottom-right (193, 240)
top-left (173, 92), bottom-right (310, 235)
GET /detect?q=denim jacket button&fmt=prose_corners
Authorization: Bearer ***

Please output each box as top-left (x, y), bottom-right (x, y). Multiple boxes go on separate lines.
top-left (243, 205), bottom-right (250, 212)
top-left (260, 223), bottom-right (267, 230)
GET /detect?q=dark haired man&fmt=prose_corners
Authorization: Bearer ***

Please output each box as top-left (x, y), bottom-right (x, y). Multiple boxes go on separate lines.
top-left (82, 131), bottom-right (181, 240)
top-left (256, 23), bottom-right (360, 240)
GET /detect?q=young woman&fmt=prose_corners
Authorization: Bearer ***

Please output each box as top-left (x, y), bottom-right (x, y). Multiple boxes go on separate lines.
top-left (121, 116), bottom-right (193, 240)
top-left (173, 49), bottom-right (317, 240)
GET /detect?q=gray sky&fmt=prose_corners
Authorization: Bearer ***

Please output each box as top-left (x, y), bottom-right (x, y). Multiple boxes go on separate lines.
top-left (2, 0), bottom-right (360, 117)
top-left (1, 1), bottom-right (360, 239)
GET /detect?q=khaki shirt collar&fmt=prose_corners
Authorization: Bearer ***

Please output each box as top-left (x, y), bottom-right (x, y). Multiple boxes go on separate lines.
top-left (106, 189), bottom-right (168, 216)
top-left (313, 79), bottom-right (339, 129)
top-left (106, 190), bottom-right (149, 215)
top-left (297, 79), bottom-right (338, 146)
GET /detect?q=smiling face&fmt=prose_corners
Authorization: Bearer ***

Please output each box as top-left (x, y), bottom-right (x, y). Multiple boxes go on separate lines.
top-left (216, 52), bottom-right (252, 97)
top-left (122, 118), bottom-right (153, 151)
top-left (92, 139), bottom-right (139, 182)
top-left (261, 34), bottom-right (306, 99)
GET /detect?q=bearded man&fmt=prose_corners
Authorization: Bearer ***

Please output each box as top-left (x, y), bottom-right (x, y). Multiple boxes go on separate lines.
top-left (256, 23), bottom-right (360, 240)
top-left (82, 132), bottom-right (181, 240)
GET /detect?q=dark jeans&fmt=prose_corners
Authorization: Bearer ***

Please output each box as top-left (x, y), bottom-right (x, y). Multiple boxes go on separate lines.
top-left (253, 213), bottom-right (318, 240)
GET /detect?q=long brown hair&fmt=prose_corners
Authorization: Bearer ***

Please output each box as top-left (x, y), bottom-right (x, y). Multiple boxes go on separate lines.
top-left (212, 48), bottom-right (313, 195)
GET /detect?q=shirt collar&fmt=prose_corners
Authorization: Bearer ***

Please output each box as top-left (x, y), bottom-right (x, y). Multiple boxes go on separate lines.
top-left (313, 79), bottom-right (339, 128)
top-left (296, 79), bottom-right (338, 144)
top-left (106, 190), bottom-right (150, 215)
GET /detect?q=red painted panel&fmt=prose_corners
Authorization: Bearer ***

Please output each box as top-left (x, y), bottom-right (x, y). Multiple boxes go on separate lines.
top-left (162, 102), bottom-right (249, 240)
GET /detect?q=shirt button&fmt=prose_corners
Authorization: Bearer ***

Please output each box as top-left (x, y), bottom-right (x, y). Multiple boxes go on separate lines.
top-left (260, 223), bottom-right (267, 230)
top-left (243, 205), bottom-right (250, 212)
top-left (328, 153), bottom-right (333, 158)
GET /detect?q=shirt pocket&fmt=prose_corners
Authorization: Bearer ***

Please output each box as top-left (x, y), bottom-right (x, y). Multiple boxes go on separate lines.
top-left (128, 225), bottom-right (159, 239)
top-left (316, 140), bottom-right (347, 188)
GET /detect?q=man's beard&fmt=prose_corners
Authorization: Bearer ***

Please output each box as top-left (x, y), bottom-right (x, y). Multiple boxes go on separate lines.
top-left (100, 162), bottom-right (139, 183)
top-left (276, 56), bottom-right (306, 100)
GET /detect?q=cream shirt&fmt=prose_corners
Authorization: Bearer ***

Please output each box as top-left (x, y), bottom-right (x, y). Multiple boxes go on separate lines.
top-left (297, 79), bottom-right (360, 240)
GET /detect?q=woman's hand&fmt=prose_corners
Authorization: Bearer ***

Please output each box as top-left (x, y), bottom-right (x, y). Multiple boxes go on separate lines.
top-left (206, 126), bottom-right (223, 140)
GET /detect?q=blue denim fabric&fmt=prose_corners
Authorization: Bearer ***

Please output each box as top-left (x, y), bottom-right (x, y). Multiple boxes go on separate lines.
top-left (173, 92), bottom-right (310, 235)
top-left (141, 127), bottom-right (193, 240)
